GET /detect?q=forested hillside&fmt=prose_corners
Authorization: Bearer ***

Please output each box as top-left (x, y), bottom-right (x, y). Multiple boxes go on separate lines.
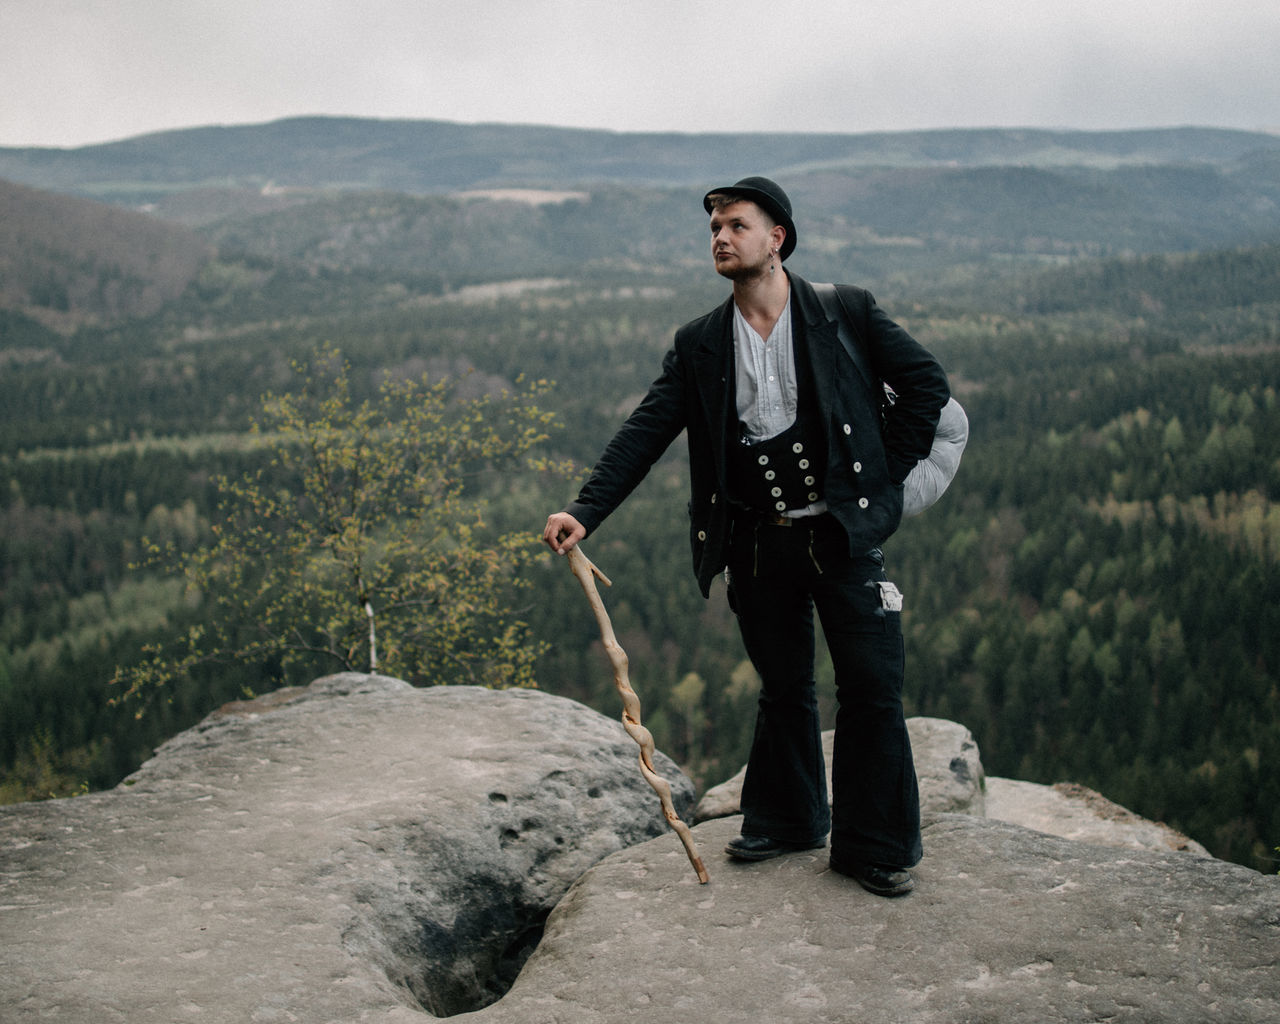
top-left (0, 179), bottom-right (209, 329)
top-left (1, 124), bottom-right (1277, 872)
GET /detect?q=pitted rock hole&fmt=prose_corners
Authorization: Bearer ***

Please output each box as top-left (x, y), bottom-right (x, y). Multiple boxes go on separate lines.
top-left (355, 865), bottom-right (551, 1018)
top-left (347, 794), bottom-right (598, 1018)
top-left (336, 740), bottom-right (692, 1018)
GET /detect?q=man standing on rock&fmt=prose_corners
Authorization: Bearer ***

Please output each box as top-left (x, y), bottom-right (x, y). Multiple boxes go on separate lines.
top-left (543, 177), bottom-right (950, 896)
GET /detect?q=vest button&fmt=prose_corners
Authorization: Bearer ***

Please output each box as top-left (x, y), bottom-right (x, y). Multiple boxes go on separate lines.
top-left (798, 458), bottom-right (810, 469)
top-left (804, 476), bottom-right (815, 486)
top-left (697, 530), bottom-right (707, 541)
top-left (858, 497), bottom-right (870, 509)
top-left (758, 454), bottom-right (770, 466)
top-left (843, 424), bottom-right (852, 435)
top-left (792, 442), bottom-right (804, 454)
top-left (775, 500), bottom-right (787, 511)
top-left (771, 486), bottom-right (783, 498)
top-left (852, 461), bottom-right (863, 473)
top-left (765, 469), bottom-right (776, 481)
top-left (808, 492), bottom-right (819, 502)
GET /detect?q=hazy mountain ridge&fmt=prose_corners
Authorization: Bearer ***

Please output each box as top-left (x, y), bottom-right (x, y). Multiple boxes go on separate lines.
top-left (2, 116), bottom-right (1278, 202)
top-left (3, 117), bottom-right (1278, 323)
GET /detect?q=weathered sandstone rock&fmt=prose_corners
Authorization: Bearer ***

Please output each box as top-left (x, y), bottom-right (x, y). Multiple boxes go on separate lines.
top-left (985, 777), bottom-right (1211, 856)
top-left (454, 814), bottom-right (1280, 1024)
top-left (0, 674), bottom-right (693, 1021)
top-left (4, 676), bottom-right (1273, 1024)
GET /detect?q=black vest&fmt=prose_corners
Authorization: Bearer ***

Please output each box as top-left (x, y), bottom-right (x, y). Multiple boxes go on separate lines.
top-left (727, 327), bottom-right (827, 514)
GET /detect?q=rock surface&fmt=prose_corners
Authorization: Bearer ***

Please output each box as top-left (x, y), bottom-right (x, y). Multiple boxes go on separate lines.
top-left (4, 677), bottom-right (1273, 1024)
top-left (985, 777), bottom-right (1211, 856)
top-left (0, 674), bottom-right (693, 1022)
top-left (455, 814), bottom-right (1279, 1024)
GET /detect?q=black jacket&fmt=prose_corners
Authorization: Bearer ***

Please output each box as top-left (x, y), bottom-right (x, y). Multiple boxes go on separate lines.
top-left (566, 273), bottom-right (950, 596)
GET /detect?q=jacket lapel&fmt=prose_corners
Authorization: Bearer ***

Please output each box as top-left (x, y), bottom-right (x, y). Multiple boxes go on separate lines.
top-left (791, 276), bottom-right (842, 416)
top-left (691, 297), bottom-right (736, 458)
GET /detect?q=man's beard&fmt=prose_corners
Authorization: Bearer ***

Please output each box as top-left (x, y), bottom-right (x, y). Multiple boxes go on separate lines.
top-left (715, 251), bottom-right (771, 282)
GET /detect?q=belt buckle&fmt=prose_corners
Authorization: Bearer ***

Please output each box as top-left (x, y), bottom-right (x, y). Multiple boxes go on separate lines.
top-left (766, 512), bottom-right (792, 527)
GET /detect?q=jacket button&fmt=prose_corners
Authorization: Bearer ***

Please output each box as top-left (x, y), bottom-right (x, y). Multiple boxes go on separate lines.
top-left (858, 497), bottom-right (870, 509)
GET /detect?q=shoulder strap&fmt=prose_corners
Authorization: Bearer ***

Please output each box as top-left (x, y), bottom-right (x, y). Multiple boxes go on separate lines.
top-left (813, 282), bottom-right (877, 397)
top-left (816, 284), bottom-right (966, 517)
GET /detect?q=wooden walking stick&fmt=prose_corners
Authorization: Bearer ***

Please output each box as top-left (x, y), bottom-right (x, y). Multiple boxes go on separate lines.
top-left (564, 545), bottom-right (710, 884)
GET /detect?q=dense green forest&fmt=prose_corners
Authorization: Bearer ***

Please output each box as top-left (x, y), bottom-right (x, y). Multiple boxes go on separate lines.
top-left (1, 156), bottom-right (1277, 874)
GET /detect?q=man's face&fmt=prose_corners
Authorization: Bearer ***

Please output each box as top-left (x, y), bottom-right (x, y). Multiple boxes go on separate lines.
top-left (709, 200), bottom-right (785, 281)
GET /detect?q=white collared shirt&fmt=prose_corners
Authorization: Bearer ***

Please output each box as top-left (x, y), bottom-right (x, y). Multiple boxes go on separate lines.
top-left (733, 297), bottom-right (795, 442)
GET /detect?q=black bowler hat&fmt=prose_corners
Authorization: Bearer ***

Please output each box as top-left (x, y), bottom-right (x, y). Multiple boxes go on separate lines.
top-left (702, 175), bottom-right (797, 260)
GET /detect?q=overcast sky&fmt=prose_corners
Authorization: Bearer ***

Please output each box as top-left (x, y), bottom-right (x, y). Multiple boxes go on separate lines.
top-left (2, 0), bottom-right (1277, 148)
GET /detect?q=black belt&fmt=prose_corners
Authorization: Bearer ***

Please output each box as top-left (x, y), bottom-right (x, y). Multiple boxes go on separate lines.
top-left (746, 510), bottom-right (834, 528)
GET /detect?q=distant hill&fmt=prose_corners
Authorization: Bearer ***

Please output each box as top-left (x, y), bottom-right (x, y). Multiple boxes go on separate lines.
top-left (0, 179), bottom-right (209, 330)
top-left (3, 119), bottom-right (1280, 336)
top-left (2, 116), bottom-right (1278, 201)
top-left (179, 169), bottom-right (1280, 301)
top-left (0, 118), bottom-right (1277, 284)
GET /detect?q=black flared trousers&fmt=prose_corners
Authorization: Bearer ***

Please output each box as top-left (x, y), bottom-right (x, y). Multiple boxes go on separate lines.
top-left (727, 513), bottom-right (923, 869)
